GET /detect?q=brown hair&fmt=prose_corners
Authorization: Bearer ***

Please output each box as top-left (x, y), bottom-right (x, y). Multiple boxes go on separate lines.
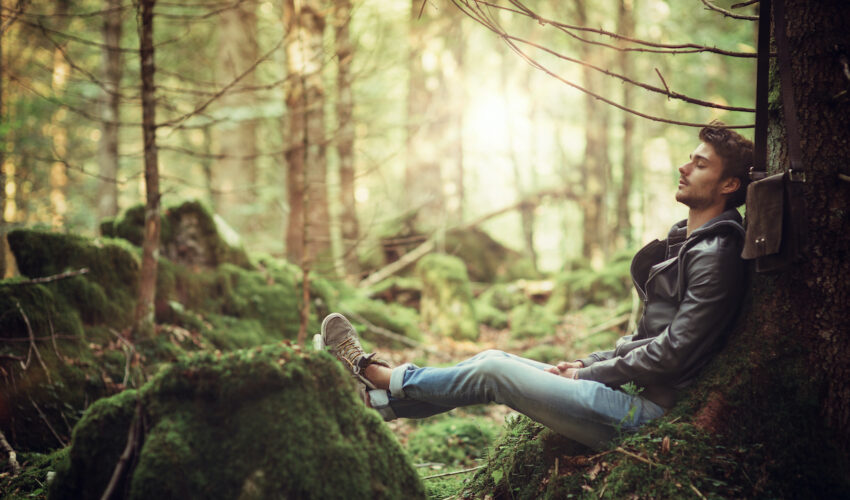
top-left (698, 121), bottom-right (754, 209)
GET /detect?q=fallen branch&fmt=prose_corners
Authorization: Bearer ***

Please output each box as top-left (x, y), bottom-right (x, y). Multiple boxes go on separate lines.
top-left (29, 397), bottom-right (66, 448)
top-left (0, 354), bottom-right (25, 362)
top-left (100, 400), bottom-right (143, 500)
top-left (343, 310), bottom-right (451, 361)
top-left (359, 187), bottom-right (577, 288)
top-left (423, 464), bottom-right (485, 480)
top-left (615, 446), bottom-right (655, 466)
top-left (0, 428), bottom-right (22, 477)
top-left (16, 301), bottom-right (52, 384)
top-left (585, 313), bottom-right (631, 337)
top-left (0, 267), bottom-right (89, 286)
top-left (109, 329), bottom-right (136, 387)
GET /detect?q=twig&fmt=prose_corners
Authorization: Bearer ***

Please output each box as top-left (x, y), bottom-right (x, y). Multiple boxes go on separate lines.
top-left (47, 316), bottom-right (64, 362)
top-left (359, 187), bottom-right (577, 288)
top-left (109, 329), bottom-right (136, 387)
top-left (0, 428), bottom-right (22, 477)
top-left (586, 313), bottom-right (631, 337)
top-left (100, 401), bottom-right (143, 500)
top-left (655, 68), bottom-right (671, 99)
top-left (1, 267), bottom-right (89, 286)
top-left (615, 446), bottom-right (655, 466)
top-left (16, 302), bottom-right (52, 384)
top-left (423, 465), bottom-right (485, 480)
top-left (690, 483), bottom-right (707, 499)
top-left (0, 354), bottom-right (25, 361)
top-left (731, 0), bottom-right (759, 8)
top-left (699, 0), bottom-right (758, 20)
top-left (29, 397), bottom-right (66, 447)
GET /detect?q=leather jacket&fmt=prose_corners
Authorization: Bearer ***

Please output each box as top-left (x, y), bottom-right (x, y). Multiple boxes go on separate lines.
top-left (576, 209), bottom-right (746, 408)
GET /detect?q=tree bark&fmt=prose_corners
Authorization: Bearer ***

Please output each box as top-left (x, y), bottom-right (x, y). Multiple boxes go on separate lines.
top-left (213, 0), bottom-right (258, 234)
top-left (1, 0), bottom-right (6, 279)
top-left (614, 0), bottom-right (635, 249)
top-left (576, 0), bottom-right (609, 266)
top-left (283, 0), bottom-right (330, 271)
top-left (690, 0), bottom-right (850, 489)
top-left (97, 0), bottom-right (123, 221)
top-left (49, 0), bottom-right (70, 229)
top-left (134, 0), bottom-right (161, 336)
top-left (334, 0), bottom-right (360, 277)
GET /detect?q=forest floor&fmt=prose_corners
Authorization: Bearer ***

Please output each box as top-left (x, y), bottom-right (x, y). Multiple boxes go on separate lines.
top-left (368, 305), bottom-right (622, 498)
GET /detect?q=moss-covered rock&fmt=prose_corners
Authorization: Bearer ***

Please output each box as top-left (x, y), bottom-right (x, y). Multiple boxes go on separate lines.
top-left (478, 283), bottom-right (528, 312)
top-left (445, 228), bottom-right (538, 283)
top-left (102, 200), bottom-right (251, 269)
top-left (49, 344), bottom-right (425, 500)
top-left (416, 254), bottom-right (478, 341)
top-left (546, 252), bottom-right (632, 315)
top-left (509, 302), bottom-right (560, 339)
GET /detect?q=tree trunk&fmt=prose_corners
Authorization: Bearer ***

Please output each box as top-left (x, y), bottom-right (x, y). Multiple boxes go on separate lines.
top-left (1, 3), bottom-right (5, 279)
top-left (134, 0), bottom-right (161, 336)
top-left (574, 0), bottom-right (609, 267)
top-left (614, 0), bottom-right (635, 250)
top-left (213, 0), bottom-right (258, 234)
top-left (690, 0), bottom-right (850, 492)
top-left (405, 1), bottom-right (463, 231)
top-left (283, 0), bottom-right (330, 271)
top-left (334, 0), bottom-right (360, 277)
top-left (49, 1), bottom-right (70, 229)
top-left (98, 0), bottom-right (123, 221)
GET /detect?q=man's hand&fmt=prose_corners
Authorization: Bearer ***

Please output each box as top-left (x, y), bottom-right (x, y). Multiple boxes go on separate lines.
top-left (545, 360), bottom-right (584, 379)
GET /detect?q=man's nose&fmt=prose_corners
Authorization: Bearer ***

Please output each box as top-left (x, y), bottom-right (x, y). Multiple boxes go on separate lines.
top-left (678, 163), bottom-right (689, 175)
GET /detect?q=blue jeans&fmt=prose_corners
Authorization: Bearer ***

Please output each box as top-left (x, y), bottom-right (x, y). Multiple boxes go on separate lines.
top-left (368, 349), bottom-right (665, 449)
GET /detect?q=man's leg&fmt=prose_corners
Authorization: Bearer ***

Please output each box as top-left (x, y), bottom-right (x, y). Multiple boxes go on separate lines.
top-left (365, 350), bottom-right (665, 449)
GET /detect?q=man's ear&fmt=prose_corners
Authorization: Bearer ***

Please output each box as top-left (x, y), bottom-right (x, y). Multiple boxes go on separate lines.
top-left (721, 176), bottom-right (741, 195)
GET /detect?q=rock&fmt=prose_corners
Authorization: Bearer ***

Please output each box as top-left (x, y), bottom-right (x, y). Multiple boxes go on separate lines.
top-left (49, 344), bottom-right (425, 500)
top-left (416, 254), bottom-right (478, 340)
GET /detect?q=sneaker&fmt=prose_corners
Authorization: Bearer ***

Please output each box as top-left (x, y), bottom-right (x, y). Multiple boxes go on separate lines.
top-left (318, 313), bottom-right (389, 390)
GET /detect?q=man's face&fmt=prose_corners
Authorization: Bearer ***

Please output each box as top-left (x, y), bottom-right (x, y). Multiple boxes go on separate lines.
top-left (675, 142), bottom-right (738, 210)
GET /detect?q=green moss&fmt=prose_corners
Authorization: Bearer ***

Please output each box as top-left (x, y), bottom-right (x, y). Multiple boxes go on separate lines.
top-left (445, 228), bottom-right (539, 283)
top-left (416, 254), bottom-right (478, 341)
top-left (546, 253), bottom-right (632, 315)
top-left (509, 302), bottom-right (560, 339)
top-left (474, 300), bottom-right (508, 329)
top-left (49, 345), bottom-right (426, 500)
top-left (407, 417), bottom-right (499, 468)
top-left (0, 448), bottom-right (69, 500)
top-left (478, 283), bottom-right (528, 312)
top-left (340, 296), bottom-right (422, 343)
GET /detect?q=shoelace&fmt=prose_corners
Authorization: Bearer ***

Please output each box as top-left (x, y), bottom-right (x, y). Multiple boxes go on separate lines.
top-left (336, 337), bottom-right (364, 372)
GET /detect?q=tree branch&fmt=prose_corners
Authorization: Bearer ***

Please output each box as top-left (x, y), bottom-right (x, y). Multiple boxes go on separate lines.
top-left (0, 428), bottom-right (22, 477)
top-left (699, 0), bottom-right (758, 20)
top-left (100, 400), bottom-right (143, 500)
top-left (1, 267), bottom-right (89, 286)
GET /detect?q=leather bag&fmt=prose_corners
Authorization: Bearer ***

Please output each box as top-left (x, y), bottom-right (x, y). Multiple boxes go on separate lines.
top-left (741, 0), bottom-right (807, 273)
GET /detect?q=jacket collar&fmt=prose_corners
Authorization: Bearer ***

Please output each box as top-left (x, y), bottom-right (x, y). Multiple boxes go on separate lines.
top-left (668, 209), bottom-right (745, 241)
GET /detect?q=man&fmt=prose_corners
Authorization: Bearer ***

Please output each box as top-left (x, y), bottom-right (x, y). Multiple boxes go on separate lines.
top-left (317, 123), bottom-right (753, 449)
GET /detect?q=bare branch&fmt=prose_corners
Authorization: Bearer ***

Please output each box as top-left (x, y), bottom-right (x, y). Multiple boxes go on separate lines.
top-left (467, 0), bottom-right (758, 57)
top-left (699, 0), bottom-right (758, 20)
top-left (0, 268), bottom-right (89, 286)
top-left (0, 429), bottom-right (22, 477)
top-left (453, 1), bottom-right (754, 128)
top-left (158, 36), bottom-right (284, 132)
top-left (16, 302), bottom-right (52, 384)
top-left (29, 397), bottom-right (66, 447)
top-left (731, 0), bottom-right (760, 8)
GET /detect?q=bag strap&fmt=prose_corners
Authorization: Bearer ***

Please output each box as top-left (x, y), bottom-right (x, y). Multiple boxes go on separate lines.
top-left (752, 0), bottom-right (771, 179)
top-left (773, 0), bottom-right (804, 181)
top-left (750, 0), bottom-right (804, 182)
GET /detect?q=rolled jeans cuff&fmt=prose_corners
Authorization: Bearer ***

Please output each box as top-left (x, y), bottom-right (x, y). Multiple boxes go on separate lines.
top-left (367, 389), bottom-right (396, 421)
top-left (389, 363), bottom-right (414, 399)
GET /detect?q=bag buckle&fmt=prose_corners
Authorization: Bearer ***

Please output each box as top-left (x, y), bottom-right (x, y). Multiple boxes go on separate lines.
top-left (749, 167), bottom-right (768, 181)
